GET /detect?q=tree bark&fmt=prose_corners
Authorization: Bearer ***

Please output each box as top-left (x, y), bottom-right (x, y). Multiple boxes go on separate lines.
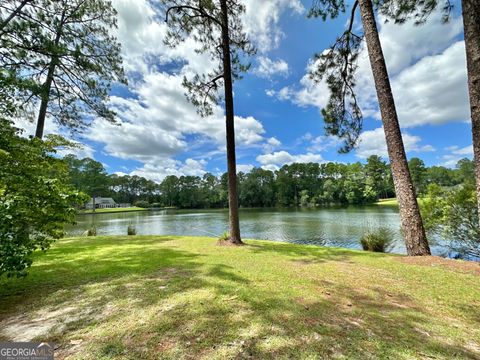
top-left (461, 0), bottom-right (480, 224)
top-left (358, 0), bottom-right (430, 255)
top-left (220, 0), bottom-right (242, 244)
top-left (35, 58), bottom-right (57, 139)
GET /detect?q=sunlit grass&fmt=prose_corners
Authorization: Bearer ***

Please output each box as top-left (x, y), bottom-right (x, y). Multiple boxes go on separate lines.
top-left (375, 198), bottom-right (426, 207)
top-left (375, 198), bottom-right (398, 206)
top-left (0, 236), bottom-right (478, 359)
top-left (78, 207), bottom-right (148, 214)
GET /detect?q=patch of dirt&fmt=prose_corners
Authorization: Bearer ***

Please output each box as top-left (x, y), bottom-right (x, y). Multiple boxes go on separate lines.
top-left (2, 304), bottom-right (111, 343)
top-left (397, 256), bottom-right (480, 275)
top-left (217, 239), bottom-right (245, 247)
top-left (0, 306), bottom-right (78, 342)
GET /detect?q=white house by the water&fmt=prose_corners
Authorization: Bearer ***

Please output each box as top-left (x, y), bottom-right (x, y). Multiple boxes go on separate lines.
top-left (85, 197), bottom-right (131, 210)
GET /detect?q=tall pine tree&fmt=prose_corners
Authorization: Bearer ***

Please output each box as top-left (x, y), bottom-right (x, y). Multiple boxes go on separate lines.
top-left (163, 0), bottom-right (255, 245)
top-left (309, 0), bottom-right (431, 255)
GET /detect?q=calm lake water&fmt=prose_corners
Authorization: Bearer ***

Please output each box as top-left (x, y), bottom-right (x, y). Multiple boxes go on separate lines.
top-left (66, 206), bottom-right (453, 257)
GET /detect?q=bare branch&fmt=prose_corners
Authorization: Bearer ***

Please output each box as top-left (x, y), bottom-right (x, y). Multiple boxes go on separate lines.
top-left (165, 5), bottom-right (223, 28)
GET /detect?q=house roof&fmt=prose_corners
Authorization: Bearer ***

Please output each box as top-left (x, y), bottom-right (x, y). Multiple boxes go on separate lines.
top-left (87, 197), bottom-right (116, 205)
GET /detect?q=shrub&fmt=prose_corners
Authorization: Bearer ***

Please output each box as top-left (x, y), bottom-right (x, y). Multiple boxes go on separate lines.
top-left (134, 200), bottom-right (149, 208)
top-left (127, 225), bottom-right (136, 236)
top-left (421, 184), bottom-right (479, 258)
top-left (360, 227), bottom-right (394, 253)
top-left (219, 231), bottom-right (230, 241)
top-left (0, 119), bottom-right (87, 277)
top-left (87, 227), bottom-right (97, 237)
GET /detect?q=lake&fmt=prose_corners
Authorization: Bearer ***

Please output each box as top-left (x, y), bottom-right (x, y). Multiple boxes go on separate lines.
top-left (67, 206), bottom-right (453, 257)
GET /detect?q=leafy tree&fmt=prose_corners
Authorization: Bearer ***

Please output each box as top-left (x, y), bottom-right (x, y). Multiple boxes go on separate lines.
top-left (309, 0), bottom-right (430, 255)
top-left (201, 173), bottom-right (221, 208)
top-left (408, 157), bottom-right (427, 195)
top-left (365, 155), bottom-right (390, 200)
top-left (240, 168), bottom-right (276, 207)
top-left (0, 119), bottom-right (87, 277)
top-left (426, 166), bottom-right (457, 187)
top-left (81, 158), bottom-right (110, 211)
top-left (163, 0), bottom-right (255, 244)
top-left (160, 175), bottom-right (180, 207)
top-left (456, 158), bottom-right (475, 185)
top-left (422, 183), bottom-right (479, 258)
top-left (0, 0), bottom-right (127, 138)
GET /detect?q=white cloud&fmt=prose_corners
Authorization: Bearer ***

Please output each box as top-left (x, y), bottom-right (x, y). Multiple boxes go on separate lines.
top-left (86, 72), bottom-right (267, 168)
top-left (302, 133), bottom-right (342, 152)
top-left (355, 127), bottom-right (435, 159)
top-left (263, 136), bottom-right (282, 153)
top-left (56, 142), bottom-right (96, 159)
top-left (378, 11), bottom-right (463, 75)
top-left (449, 145), bottom-right (473, 155)
top-left (254, 57), bottom-right (289, 78)
top-left (266, 59), bottom-right (330, 109)
top-left (256, 151), bottom-right (324, 170)
top-left (440, 145), bottom-right (473, 167)
top-left (280, 10), bottom-right (468, 129)
top-left (390, 41), bottom-right (469, 127)
top-left (237, 164), bottom-right (254, 173)
top-left (130, 158), bottom-right (207, 182)
top-left (242, 0), bottom-right (304, 52)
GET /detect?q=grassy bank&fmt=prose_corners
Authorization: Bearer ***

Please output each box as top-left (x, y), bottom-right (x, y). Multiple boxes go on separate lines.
top-left (0, 236), bottom-right (479, 359)
top-left (78, 207), bottom-right (148, 214)
top-left (375, 198), bottom-right (399, 206)
top-left (375, 198), bottom-right (426, 207)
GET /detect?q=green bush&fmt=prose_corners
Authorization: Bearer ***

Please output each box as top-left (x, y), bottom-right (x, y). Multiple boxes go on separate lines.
top-left (219, 231), bottom-right (230, 241)
top-left (360, 227), bottom-right (394, 253)
top-left (87, 227), bottom-right (97, 237)
top-left (134, 200), bottom-right (149, 208)
top-left (0, 120), bottom-right (87, 277)
top-left (421, 183), bottom-right (479, 258)
top-left (127, 225), bottom-right (136, 236)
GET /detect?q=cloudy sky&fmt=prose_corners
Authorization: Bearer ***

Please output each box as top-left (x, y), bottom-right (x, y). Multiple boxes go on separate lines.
top-left (18, 0), bottom-right (472, 182)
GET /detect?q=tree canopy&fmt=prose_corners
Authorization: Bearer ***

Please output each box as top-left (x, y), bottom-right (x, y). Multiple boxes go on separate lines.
top-left (0, 0), bottom-right (127, 137)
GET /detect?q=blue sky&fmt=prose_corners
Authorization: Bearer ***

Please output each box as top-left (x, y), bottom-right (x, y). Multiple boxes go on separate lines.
top-left (18, 0), bottom-right (473, 181)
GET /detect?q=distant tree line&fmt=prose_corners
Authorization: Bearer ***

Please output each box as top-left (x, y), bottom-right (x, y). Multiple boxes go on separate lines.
top-left (64, 154), bottom-right (474, 209)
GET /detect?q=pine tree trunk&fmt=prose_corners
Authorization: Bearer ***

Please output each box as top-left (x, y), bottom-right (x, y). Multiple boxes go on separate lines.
top-left (461, 0), bottom-right (480, 224)
top-left (358, 0), bottom-right (430, 255)
top-left (220, 0), bottom-right (242, 245)
top-left (35, 26), bottom-right (62, 139)
top-left (35, 58), bottom-right (56, 139)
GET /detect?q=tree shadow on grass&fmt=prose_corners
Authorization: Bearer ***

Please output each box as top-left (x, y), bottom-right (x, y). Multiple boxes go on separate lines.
top-left (245, 240), bottom-right (383, 265)
top-left (0, 237), bottom-right (201, 319)
top-left (0, 237), bottom-right (478, 359)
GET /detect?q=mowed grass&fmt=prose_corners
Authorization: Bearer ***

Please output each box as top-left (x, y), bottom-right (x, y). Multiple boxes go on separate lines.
top-left (0, 236), bottom-right (479, 359)
top-left (374, 198), bottom-right (426, 206)
top-left (375, 198), bottom-right (399, 206)
top-left (78, 207), bottom-right (148, 214)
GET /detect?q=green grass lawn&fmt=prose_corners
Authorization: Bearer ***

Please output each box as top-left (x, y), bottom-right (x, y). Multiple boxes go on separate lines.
top-left (78, 207), bottom-right (148, 214)
top-left (375, 198), bottom-right (399, 206)
top-left (374, 198), bottom-right (426, 206)
top-left (0, 236), bottom-right (479, 359)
